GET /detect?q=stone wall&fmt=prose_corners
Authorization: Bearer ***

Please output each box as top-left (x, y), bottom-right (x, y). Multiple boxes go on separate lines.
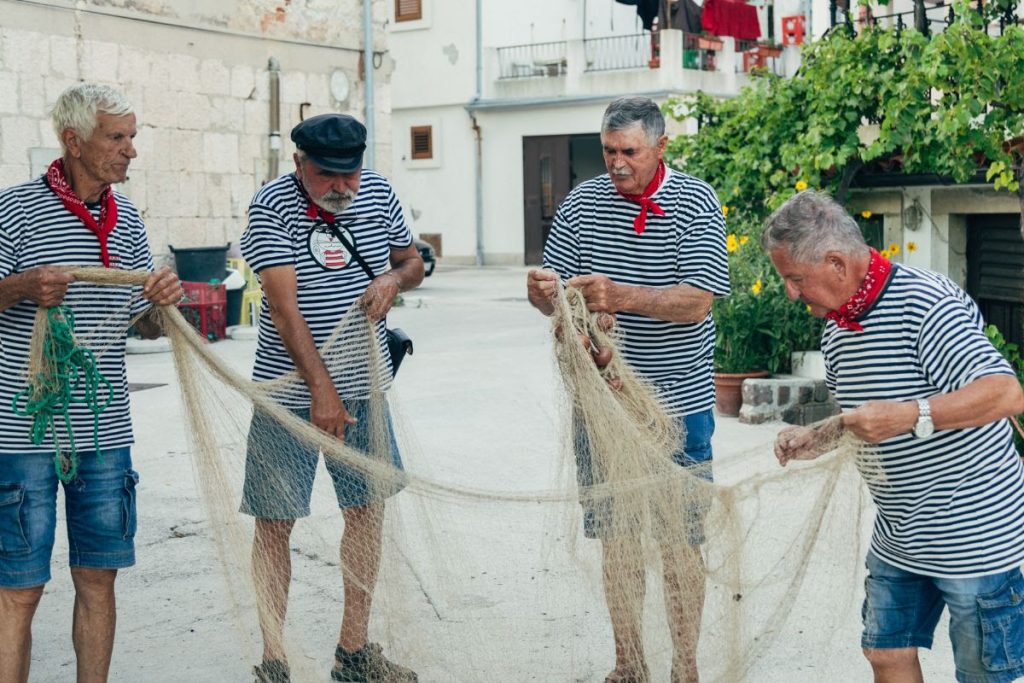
top-left (739, 376), bottom-right (840, 426)
top-left (0, 0), bottom-right (391, 262)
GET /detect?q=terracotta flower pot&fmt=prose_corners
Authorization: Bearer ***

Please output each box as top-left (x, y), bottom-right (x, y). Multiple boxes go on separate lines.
top-left (714, 370), bottom-right (770, 417)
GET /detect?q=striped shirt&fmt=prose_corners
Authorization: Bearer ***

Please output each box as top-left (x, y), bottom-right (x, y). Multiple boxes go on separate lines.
top-left (0, 175), bottom-right (153, 452)
top-left (240, 172), bottom-right (412, 407)
top-left (543, 168), bottom-right (730, 416)
top-left (824, 264), bottom-right (1024, 578)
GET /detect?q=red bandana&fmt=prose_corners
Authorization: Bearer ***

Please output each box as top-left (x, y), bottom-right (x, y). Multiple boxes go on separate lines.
top-left (46, 159), bottom-right (118, 268)
top-left (294, 174), bottom-right (336, 225)
top-left (615, 160), bottom-right (666, 235)
top-left (826, 248), bottom-right (892, 332)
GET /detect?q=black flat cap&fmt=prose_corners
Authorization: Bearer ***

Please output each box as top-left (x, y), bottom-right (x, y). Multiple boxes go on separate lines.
top-left (291, 114), bottom-right (367, 173)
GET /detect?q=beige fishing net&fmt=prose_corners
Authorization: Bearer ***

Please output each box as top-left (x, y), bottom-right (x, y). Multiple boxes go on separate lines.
top-left (23, 268), bottom-right (879, 682)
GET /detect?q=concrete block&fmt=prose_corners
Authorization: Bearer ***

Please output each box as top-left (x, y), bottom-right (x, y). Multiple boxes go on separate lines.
top-left (80, 40), bottom-right (119, 83)
top-left (797, 384), bottom-right (813, 404)
top-left (147, 55), bottom-right (173, 90)
top-left (147, 170), bottom-right (181, 217)
top-left (209, 96), bottom-right (245, 133)
top-left (0, 73), bottom-right (19, 114)
top-left (37, 120), bottom-right (58, 150)
top-left (43, 77), bottom-right (77, 110)
top-left (279, 71), bottom-right (307, 104)
top-left (167, 54), bottom-right (200, 93)
top-left (118, 46), bottom-right (152, 86)
top-left (305, 72), bottom-right (330, 107)
top-left (243, 99), bottom-right (266, 135)
top-left (177, 172), bottom-right (200, 218)
top-left (0, 164), bottom-right (30, 187)
top-left (813, 381), bottom-right (830, 403)
top-left (49, 35), bottom-right (79, 79)
top-left (2, 117), bottom-right (41, 164)
top-left (168, 130), bottom-right (203, 172)
top-left (230, 173), bottom-right (257, 215)
top-left (777, 385), bottom-right (791, 406)
top-left (143, 86), bottom-right (178, 129)
top-left (202, 132), bottom-right (239, 174)
top-left (742, 381), bottom-right (772, 405)
top-left (120, 170), bottom-right (147, 214)
top-left (199, 59), bottom-right (231, 96)
top-left (230, 64), bottom-right (256, 99)
top-left (201, 174), bottom-right (232, 217)
top-left (177, 92), bottom-right (212, 131)
top-left (18, 76), bottom-right (45, 118)
top-left (253, 69), bottom-right (270, 101)
top-left (2, 29), bottom-right (50, 76)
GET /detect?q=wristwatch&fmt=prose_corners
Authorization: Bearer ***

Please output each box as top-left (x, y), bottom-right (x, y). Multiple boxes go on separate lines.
top-left (913, 399), bottom-right (934, 438)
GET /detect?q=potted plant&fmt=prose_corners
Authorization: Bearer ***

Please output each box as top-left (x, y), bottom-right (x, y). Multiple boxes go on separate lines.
top-left (712, 215), bottom-right (823, 416)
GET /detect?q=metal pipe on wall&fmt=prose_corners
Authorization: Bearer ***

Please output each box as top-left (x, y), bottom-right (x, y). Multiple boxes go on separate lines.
top-left (474, 0), bottom-right (484, 266)
top-left (268, 57), bottom-right (281, 181)
top-left (363, 0), bottom-right (375, 169)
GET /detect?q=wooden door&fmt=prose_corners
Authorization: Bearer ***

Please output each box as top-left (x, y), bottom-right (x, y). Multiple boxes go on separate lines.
top-left (523, 135), bottom-right (571, 265)
top-left (967, 214), bottom-right (1024, 348)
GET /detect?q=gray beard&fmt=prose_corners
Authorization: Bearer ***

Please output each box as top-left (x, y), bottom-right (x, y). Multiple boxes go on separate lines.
top-left (314, 192), bottom-right (354, 214)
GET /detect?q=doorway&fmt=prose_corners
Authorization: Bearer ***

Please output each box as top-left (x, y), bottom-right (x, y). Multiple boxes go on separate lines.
top-left (966, 214), bottom-right (1024, 348)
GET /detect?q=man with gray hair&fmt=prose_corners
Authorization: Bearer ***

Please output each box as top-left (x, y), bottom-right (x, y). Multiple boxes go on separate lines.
top-left (528, 96), bottom-right (730, 683)
top-left (0, 83), bottom-right (181, 683)
top-left (766, 190), bottom-right (1024, 683)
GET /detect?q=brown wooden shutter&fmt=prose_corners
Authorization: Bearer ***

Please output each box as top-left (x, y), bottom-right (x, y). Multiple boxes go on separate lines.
top-left (410, 126), bottom-right (432, 160)
top-left (395, 0), bottom-right (422, 22)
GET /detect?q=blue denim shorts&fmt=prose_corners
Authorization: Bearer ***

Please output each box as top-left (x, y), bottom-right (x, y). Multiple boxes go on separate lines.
top-left (241, 399), bottom-right (405, 519)
top-left (575, 408), bottom-right (715, 543)
top-left (862, 551), bottom-right (1024, 683)
top-left (0, 447), bottom-right (138, 589)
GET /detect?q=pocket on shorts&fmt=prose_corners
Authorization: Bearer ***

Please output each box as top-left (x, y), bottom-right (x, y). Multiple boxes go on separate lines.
top-left (977, 570), bottom-right (1024, 672)
top-left (121, 470), bottom-right (139, 540)
top-left (0, 483), bottom-right (31, 556)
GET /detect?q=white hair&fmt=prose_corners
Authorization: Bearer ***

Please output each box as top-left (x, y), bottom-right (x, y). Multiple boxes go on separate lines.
top-left (50, 83), bottom-right (133, 152)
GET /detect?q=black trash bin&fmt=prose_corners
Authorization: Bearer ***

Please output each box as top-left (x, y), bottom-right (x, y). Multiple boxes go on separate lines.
top-left (170, 244), bottom-right (229, 283)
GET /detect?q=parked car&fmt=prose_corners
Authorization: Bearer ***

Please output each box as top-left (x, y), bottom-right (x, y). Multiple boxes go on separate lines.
top-left (415, 238), bottom-right (436, 277)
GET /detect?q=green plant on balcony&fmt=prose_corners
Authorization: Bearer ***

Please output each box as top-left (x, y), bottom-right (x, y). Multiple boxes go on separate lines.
top-left (985, 324), bottom-right (1024, 453)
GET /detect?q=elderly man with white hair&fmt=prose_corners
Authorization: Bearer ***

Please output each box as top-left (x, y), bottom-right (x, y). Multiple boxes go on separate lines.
top-left (0, 83), bottom-right (180, 683)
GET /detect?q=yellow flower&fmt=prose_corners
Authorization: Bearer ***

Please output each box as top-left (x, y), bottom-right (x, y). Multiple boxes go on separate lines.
top-left (722, 205), bottom-right (730, 216)
top-left (907, 241), bottom-right (918, 253)
top-left (726, 234), bottom-right (739, 253)
top-left (888, 243), bottom-right (900, 254)
top-left (732, 186), bottom-right (740, 195)
top-left (806, 304), bottom-right (813, 313)
top-left (740, 235), bottom-right (749, 245)
top-left (751, 279), bottom-right (762, 295)
top-left (880, 249), bottom-right (891, 259)
top-left (795, 180), bottom-right (808, 191)
top-left (861, 210), bottom-right (872, 219)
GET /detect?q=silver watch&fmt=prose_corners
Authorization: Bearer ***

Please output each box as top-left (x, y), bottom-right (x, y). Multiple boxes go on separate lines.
top-left (913, 399), bottom-right (934, 438)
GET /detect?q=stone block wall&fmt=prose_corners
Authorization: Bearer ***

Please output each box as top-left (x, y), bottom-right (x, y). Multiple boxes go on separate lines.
top-left (0, 0), bottom-right (392, 262)
top-left (739, 376), bottom-right (840, 426)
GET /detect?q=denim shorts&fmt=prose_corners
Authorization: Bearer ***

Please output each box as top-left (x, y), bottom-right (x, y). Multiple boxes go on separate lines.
top-left (241, 399), bottom-right (405, 519)
top-left (0, 447), bottom-right (138, 589)
top-left (862, 551), bottom-right (1024, 683)
top-left (576, 407), bottom-right (715, 543)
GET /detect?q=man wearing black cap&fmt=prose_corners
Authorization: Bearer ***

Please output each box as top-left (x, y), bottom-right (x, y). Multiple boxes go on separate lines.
top-left (240, 113), bottom-right (423, 683)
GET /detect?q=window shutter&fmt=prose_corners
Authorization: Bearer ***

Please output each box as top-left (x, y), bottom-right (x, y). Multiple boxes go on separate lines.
top-left (395, 0), bottom-right (422, 22)
top-left (410, 126), bottom-right (432, 160)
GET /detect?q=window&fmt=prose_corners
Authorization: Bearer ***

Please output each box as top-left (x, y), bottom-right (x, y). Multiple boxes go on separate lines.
top-left (395, 0), bottom-right (422, 22)
top-left (410, 126), bottom-right (432, 160)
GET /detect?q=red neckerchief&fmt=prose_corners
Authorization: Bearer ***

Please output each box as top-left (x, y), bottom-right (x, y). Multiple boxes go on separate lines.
top-left (826, 248), bottom-right (892, 332)
top-left (615, 160), bottom-right (666, 235)
top-left (294, 174), bottom-right (336, 225)
top-left (46, 159), bottom-right (118, 268)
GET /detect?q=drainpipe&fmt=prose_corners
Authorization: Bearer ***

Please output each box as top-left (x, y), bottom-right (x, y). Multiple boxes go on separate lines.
top-left (363, 0), bottom-right (375, 169)
top-left (268, 57), bottom-right (281, 181)
top-left (473, 0), bottom-right (484, 266)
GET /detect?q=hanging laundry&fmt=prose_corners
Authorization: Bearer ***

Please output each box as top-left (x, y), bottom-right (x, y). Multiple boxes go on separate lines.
top-left (701, 0), bottom-right (761, 40)
top-left (671, 0), bottom-right (703, 34)
top-left (615, 0), bottom-right (661, 31)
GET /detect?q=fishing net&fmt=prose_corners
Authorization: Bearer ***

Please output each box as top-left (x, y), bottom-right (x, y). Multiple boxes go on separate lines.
top-left (20, 268), bottom-right (879, 682)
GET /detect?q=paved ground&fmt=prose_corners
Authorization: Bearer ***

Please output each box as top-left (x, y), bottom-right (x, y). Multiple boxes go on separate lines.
top-left (27, 266), bottom-right (957, 682)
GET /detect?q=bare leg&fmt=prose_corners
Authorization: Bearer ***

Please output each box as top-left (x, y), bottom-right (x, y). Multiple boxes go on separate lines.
top-left (338, 502), bottom-right (384, 653)
top-left (661, 544), bottom-right (705, 683)
top-left (253, 518), bottom-right (296, 663)
top-left (864, 648), bottom-right (924, 683)
top-left (70, 567), bottom-right (118, 683)
top-left (0, 585), bottom-right (44, 683)
top-left (601, 537), bottom-right (648, 680)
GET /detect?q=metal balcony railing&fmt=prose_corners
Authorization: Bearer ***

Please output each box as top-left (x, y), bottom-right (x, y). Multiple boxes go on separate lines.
top-left (496, 40), bottom-right (568, 79)
top-left (584, 33), bottom-right (652, 72)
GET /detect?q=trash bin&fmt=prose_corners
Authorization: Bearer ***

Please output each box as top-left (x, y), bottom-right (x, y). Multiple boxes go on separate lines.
top-left (223, 268), bottom-right (246, 327)
top-left (170, 244), bottom-right (229, 283)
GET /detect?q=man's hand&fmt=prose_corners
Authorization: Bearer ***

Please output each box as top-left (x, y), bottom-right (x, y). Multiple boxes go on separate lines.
top-left (310, 386), bottom-right (358, 440)
top-left (361, 272), bottom-right (400, 322)
top-left (774, 425), bottom-right (825, 466)
top-left (19, 265), bottom-right (75, 307)
top-left (566, 274), bottom-right (621, 313)
top-left (141, 266), bottom-right (182, 306)
top-left (841, 400), bottom-right (918, 444)
top-left (527, 269), bottom-right (558, 315)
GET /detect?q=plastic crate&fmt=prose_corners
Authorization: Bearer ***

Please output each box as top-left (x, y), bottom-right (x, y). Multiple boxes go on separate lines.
top-left (178, 281), bottom-right (227, 341)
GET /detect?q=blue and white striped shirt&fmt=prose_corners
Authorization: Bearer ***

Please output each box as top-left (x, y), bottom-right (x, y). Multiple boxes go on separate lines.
top-left (824, 264), bottom-right (1024, 578)
top-left (543, 168), bottom-right (730, 416)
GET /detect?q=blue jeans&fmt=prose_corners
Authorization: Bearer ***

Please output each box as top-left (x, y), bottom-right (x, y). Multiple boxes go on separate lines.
top-left (0, 448), bottom-right (138, 589)
top-left (862, 551), bottom-right (1024, 683)
top-left (576, 408), bottom-right (715, 542)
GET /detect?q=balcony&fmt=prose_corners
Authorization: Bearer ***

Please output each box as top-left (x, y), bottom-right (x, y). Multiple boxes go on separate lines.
top-left (484, 30), bottom-right (798, 104)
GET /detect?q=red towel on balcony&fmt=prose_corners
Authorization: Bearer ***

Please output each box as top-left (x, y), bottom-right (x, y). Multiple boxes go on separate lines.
top-left (701, 0), bottom-right (761, 41)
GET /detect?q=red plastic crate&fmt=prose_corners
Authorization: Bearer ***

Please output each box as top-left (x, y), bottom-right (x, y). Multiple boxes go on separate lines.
top-left (178, 281), bottom-right (227, 341)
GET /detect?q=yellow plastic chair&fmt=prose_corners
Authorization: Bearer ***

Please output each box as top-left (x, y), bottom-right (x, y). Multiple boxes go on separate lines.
top-left (240, 288), bottom-right (263, 326)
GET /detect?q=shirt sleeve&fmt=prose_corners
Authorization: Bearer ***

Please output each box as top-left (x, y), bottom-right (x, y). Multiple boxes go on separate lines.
top-left (677, 205), bottom-right (730, 297)
top-left (0, 194), bottom-right (22, 280)
top-left (241, 202), bottom-right (295, 273)
top-left (386, 185), bottom-right (414, 249)
top-left (917, 295), bottom-right (1015, 391)
top-left (129, 213), bottom-right (156, 318)
top-left (541, 198), bottom-right (581, 281)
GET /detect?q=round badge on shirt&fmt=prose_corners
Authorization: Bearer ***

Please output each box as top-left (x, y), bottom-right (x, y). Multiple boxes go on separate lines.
top-left (308, 223), bottom-right (353, 270)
